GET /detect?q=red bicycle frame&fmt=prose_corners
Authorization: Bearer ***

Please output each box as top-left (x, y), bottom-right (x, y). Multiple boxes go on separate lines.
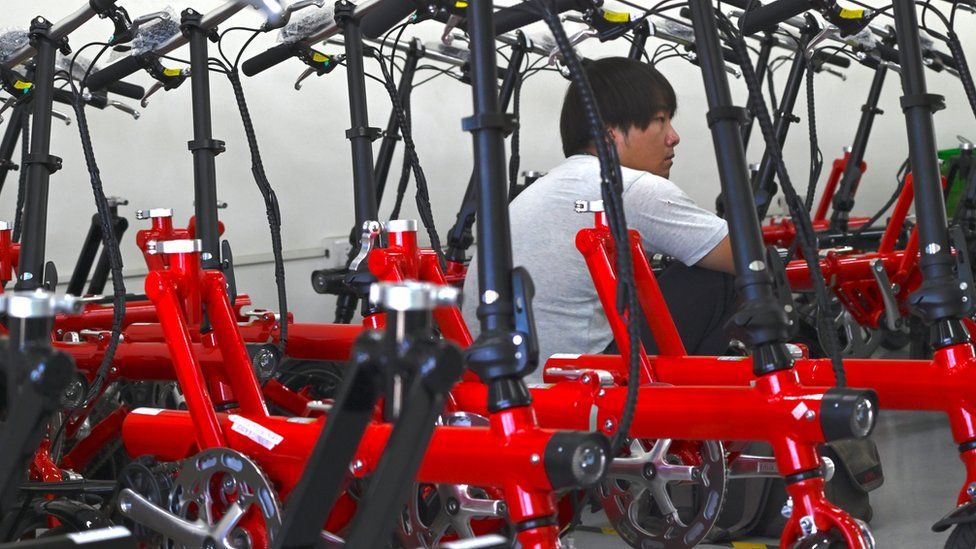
top-left (566, 204), bottom-right (976, 520)
top-left (114, 233), bottom-right (592, 548)
top-left (354, 219), bottom-right (872, 548)
top-left (762, 152), bottom-right (871, 248)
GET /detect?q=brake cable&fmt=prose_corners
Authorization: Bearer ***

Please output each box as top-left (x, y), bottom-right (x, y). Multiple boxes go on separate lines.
top-left (70, 43), bottom-right (127, 408)
top-left (721, 11), bottom-right (848, 385)
top-left (371, 47), bottom-right (447, 269)
top-left (535, 0), bottom-right (642, 454)
top-left (217, 28), bottom-right (290, 354)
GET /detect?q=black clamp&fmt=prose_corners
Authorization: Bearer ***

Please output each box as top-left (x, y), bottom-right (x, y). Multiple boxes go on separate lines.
top-left (0, 159), bottom-right (18, 172)
top-left (784, 467), bottom-right (824, 485)
top-left (333, 0), bottom-right (356, 25)
top-left (345, 126), bottom-right (383, 141)
top-left (861, 104), bottom-right (884, 115)
top-left (900, 93), bottom-right (946, 113)
top-left (778, 111), bottom-right (801, 124)
top-left (461, 112), bottom-right (516, 133)
top-left (705, 106), bottom-right (748, 128)
top-left (28, 18), bottom-right (70, 56)
top-left (187, 138), bottom-right (226, 154)
top-left (24, 153), bottom-right (62, 174)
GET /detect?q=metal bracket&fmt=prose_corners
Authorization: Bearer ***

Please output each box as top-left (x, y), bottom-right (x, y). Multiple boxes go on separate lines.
top-left (869, 259), bottom-right (901, 331)
top-left (574, 200), bottom-right (605, 213)
top-left (544, 367), bottom-right (615, 386)
top-left (348, 221), bottom-right (382, 272)
top-left (145, 239), bottom-right (202, 256)
top-left (135, 208), bottom-right (173, 220)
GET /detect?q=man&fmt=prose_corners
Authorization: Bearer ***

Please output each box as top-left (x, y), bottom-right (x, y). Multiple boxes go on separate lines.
top-left (462, 57), bottom-right (736, 380)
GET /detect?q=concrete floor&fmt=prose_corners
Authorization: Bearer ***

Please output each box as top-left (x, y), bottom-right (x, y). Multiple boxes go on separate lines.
top-left (564, 410), bottom-right (963, 548)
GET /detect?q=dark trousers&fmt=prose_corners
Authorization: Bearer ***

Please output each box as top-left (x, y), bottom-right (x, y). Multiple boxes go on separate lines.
top-left (607, 263), bottom-right (737, 356)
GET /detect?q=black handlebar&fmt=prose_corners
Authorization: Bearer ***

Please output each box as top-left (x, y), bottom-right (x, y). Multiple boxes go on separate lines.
top-left (360, 0), bottom-right (419, 38)
top-left (491, 0), bottom-right (590, 36)
top-left (104, 80), bottom-right (145, 100)
top-left (931, 49), bottom-right (959, 72)
top-left (241, 42), bottom-right (301, 77)
top-left (739, 0), bottom-right (812, 35)
top-left (85, 55), bottom-right (144, 91)
top-left (811, 49), bottom-right (851, 69)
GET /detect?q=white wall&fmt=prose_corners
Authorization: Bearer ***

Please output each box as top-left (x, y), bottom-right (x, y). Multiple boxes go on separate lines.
top-left (1, 1), bottom-right (974, 323)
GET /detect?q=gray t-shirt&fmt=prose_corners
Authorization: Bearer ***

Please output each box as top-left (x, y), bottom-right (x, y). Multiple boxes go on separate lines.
top-left (461, 155), bottom-right (727, 381)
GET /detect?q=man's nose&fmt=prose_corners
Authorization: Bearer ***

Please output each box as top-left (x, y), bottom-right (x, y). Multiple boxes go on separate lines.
top-left (667, 127), bottom-right (681, 147)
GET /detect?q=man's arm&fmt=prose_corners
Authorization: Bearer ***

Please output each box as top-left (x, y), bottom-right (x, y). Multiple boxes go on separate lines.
top-left (696, 235), bottom-right (736, 275)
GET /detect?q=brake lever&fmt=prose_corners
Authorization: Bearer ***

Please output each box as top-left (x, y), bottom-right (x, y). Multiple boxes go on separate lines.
top-left (109, 100), bottom-right (141, 120)
top-left (130, 11), bottom-right (172, 34)
top-left (141, 81), bottom-right (165, 108)
top-left (295, 67), bottom-right (316, 90)
top-left (51, 109), bottom-right (72, 126)
top-left (819, 66), bottom-right (847, 80)
top-left (805, 23), bottom-right (840, 60)
top-left (264, 0), bottom-right (327, 31)
top-left (441, 15), bottom-right (465, 46)
top-left (0, 95), bottom-right (16, 124)
top-left (548, 27), bottom-right (597, 66)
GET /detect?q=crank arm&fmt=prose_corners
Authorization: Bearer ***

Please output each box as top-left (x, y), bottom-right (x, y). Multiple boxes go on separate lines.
top-left (117, 489), bottom-right (209, 546)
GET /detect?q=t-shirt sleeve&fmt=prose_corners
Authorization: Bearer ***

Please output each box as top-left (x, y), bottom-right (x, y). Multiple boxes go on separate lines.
top-left (624, 174), bottom-right (729, 266)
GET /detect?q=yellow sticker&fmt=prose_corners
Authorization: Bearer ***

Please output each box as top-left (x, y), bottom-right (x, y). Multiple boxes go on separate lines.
top-left (312, 52), bottom-right (330, 63)
top-left (455, 1), bottom-right (468, 8)
top-left (13, 80), bottom-right (32, 91)
top-left (602, 9), bottom-right (631, 23)
top-left (732, 542), bottom-right (770, 549)
top-left (163, 67), bottom-right (182, 77)
top-left (839, 7), bottom-right (865, 19)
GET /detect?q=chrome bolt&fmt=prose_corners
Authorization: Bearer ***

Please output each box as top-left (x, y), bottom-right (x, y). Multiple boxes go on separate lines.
top-left (804, 410), bottom-right (816, 421)
top-left (967, 482), bottom-right (976, 499)
top-left (580, 373), bottom-right (593, 385)
top-left (799, 515), bottom-right (816, 536)
top-left (962, 282), bottom-right (969, 291)
top-left (530, 453), bottom-right (541, 465)
top-left (603, 418), bottom-right (616, 433)
top-left (351, 459), bottom-right (365, 473)
top-left (21, 272), bottom-right (33, 281)
top-left (201, 252), bottom-right (213, 261)
top-left (598, 389), bottom-right (606, 397)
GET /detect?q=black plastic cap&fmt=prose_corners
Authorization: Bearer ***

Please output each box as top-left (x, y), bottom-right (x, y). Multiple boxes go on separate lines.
top-left (820, 388), bottom-right (879, 441)
top-left (544, 431), bottom-right (611, 490)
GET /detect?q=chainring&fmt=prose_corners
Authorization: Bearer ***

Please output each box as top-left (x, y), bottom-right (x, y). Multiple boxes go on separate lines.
top-left (597, 438), bottom-right (726, 549)
top-left (168, 448), bottom-right (282, 549)
top-left (394, 412), bottom-right (509, 547)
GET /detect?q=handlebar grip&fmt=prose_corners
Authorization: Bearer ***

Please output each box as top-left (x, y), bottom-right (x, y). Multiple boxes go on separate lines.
top-left (721, 47), bottom-right (741, 65)
top-left (360, 0), bottom-right (418, 39)
top-left (812, 50), bottom-right (852, 69)
top-left (721, 0), bottom-right (755, 9)
top-left (85, 55), bottom-right (144, 91)
top-left (105, 80), bottom-right (145, 100)
top-left (242, 42), bottom-right (299, 77)
top-left (739, 0), bottom-right (812, 35)
top-left (52, 89), bottom-right (109, 109)
top-left (492, 0), bottom-right (587, 36)
top-left (875, 42), bottom-right (901, 64)
top-left (932, 50), bottom-right (959, 72)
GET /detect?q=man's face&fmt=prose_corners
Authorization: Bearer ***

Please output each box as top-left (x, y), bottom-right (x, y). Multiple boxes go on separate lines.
top-left (610, 112), bottom-right (681, 178)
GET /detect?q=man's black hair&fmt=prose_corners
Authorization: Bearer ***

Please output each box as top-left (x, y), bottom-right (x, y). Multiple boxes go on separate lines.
top-left (559, 57), bottom-right (677, 157)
